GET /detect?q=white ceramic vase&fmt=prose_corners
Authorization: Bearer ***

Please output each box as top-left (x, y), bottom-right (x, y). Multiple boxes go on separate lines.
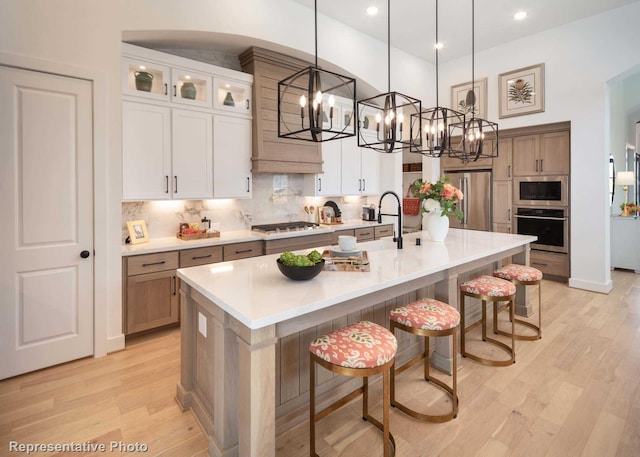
top-left (425, 212), bottom-right (449, 242)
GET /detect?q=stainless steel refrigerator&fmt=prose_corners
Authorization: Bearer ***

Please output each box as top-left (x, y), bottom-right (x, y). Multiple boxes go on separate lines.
top-left (443, 170), bottom-right (492, 231)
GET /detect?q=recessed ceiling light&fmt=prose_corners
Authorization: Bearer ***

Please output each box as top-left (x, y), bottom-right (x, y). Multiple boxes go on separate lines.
top-left (434, 42), bottom-right (444, 50)
top-left (514, 11), bottom-right (527, 21)
top-left (366, 6), bottom-right (378, 16)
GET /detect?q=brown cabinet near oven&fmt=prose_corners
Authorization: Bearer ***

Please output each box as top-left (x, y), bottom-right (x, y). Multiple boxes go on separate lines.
top-left (513, 131), bottom-right (570, 176)
top-left (481, 121), bottom-right (571, 279)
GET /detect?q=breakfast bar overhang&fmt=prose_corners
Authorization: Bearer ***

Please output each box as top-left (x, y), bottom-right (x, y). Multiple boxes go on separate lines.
top-left (175, 229), bottom-right (537, 457)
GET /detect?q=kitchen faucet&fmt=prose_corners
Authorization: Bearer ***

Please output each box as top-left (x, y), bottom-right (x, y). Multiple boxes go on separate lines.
top-left (378, 191), bottom-right (403, 249)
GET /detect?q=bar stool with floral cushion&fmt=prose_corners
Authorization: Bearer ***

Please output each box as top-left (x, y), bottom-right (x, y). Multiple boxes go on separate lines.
top-left (389, 298), bottom-right (460, 422)
top-left (459, 275), bottom-right (517, 367)
top-left (493, 264), bottom-right (543, 340)
top-left (309, 321), bottom-right (397, 457)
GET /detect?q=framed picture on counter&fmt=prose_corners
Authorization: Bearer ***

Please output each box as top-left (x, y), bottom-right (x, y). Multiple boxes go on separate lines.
top-left (127, 219), bottom-right (150, 244)
top-left (498, 63), bottom-right (545, 118)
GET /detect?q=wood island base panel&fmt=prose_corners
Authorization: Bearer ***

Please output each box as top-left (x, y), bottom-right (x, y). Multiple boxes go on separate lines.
top-left (176, 229), bottom-right (535, 457)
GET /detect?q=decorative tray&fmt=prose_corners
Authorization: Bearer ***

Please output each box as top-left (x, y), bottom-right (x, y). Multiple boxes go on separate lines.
top-left (176, 230), bottom-right (220, 241)
top-left (321, 250), bottom-right (370, 272)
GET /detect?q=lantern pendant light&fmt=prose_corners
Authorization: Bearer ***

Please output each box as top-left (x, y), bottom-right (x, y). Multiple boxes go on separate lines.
top-left (277, 0), bottom-right (356, 142)
top-left (410, 0), bottom-right (466, 158)
top-left (357, 0), bottom-right (422, 153)
top-left (449, 0), bottom-right (498, 162)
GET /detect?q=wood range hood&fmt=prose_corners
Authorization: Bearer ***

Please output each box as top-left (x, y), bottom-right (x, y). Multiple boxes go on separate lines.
top-left (239, 47), bottom-right (322, 174)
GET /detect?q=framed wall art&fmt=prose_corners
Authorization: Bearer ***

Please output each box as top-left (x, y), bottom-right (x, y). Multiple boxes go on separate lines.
top-left (126, 219), bottom-right (150, 244)
top-left (498, 63), bottom-right (545, 119)
top-left (450, 77), bottom-right (487, 119)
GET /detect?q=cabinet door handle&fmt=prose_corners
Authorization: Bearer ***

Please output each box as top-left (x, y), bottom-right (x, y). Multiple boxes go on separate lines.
top-left (540, 159), bottom-right (543, 172)
top-left (164, 83), bottom-right (168, 96)
top-left (235, 248), bottom-right (253, 254)
top-left (318, 177), bottom-right (322, 192)
top-left (174, 176), bottom-right (178, 193)
top-left (508, 208), bottom-right (511, 221)
top-left (358, 179), bottom-right (362, 192)
top-left (535, 159), bottom-right (538, 172)
top-left (142, 261), bottom-right (166, 267)
top-left (173, 85), bottom-right (177, 97)
top-left (508, 165), bottom-right (511, 178)
top-left (173, 276), bottom-right (177, 295)
top-left (246, 177), bottom-right (250, 192)
top-left (245, 99), bottom-right (250, 110)
top-left (165, 176), bottom-right (169, 193)
top-left (192, 254), bottom-right (212, 260)
top-left (362, 179), bottom-right (366, 192)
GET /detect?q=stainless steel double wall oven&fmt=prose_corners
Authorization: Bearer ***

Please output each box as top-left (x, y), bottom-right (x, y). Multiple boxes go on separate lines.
top-left (514, 175), bottom-right (569, 254)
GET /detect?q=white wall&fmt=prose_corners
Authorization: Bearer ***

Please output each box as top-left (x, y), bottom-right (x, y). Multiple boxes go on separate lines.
top-left (439, 1), bottom-right (640, 293)
top-left (0, 0), bottom-right (430, 352)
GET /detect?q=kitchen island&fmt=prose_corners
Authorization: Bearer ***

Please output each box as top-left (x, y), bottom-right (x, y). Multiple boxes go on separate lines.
top-left (176, 229), bottom-right (536, 457)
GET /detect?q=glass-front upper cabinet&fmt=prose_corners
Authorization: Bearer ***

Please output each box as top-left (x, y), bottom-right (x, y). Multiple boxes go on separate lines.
top-left (171, 68), bottom-right (212, 108)
top-left (213, 77), bottom-right (251, 116)
top-left (122, 57), bottom-right (171, 101)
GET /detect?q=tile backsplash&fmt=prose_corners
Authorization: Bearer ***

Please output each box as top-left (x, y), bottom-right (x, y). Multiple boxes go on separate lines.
top-left (122, 174), bottom-right (377, 241)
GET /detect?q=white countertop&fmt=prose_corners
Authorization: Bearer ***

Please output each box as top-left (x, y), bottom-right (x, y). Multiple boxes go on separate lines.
top-left (121, 220), bottom-right (386, 256)
top-left (177, 229), bottom-right (536, 330)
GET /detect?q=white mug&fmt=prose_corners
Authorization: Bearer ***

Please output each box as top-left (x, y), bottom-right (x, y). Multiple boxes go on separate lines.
top-left (338, 235), bottom-right (357, 252)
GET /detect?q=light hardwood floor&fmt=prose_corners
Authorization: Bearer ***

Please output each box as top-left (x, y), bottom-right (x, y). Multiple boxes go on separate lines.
top-left (1, 271), bottom-right (638, 457)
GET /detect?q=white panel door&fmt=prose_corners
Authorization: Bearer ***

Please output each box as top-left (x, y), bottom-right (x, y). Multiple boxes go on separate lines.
top-left (172, 109), bottom-right (213, 199)
top-left (213, 115), bottom-right (252, 198)
top-left (122, 101), bottom-right (171, 200)
top-left (0, 66), bottom-right (94, 380)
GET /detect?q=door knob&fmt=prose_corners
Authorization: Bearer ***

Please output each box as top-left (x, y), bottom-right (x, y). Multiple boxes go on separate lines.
top-left (80, 250), bottom-right (91, 259)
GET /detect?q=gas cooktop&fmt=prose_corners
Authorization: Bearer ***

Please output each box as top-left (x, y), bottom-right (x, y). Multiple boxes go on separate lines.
top-left (251, 221), bottom-right (320, 234)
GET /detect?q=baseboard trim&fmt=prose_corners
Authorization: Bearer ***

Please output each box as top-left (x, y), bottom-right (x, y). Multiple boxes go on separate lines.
top-left (105, 333), bottom-right (125, 354)
top-left (568, 278), bottom-right (613, 294)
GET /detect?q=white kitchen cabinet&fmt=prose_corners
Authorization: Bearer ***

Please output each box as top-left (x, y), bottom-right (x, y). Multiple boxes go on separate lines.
top-left (122, 45), bottom-right (212, 109)
top-left (611, 216), bottom-right (640, 273)
top-left (170, 68), bottom-right (212, 108)
top-left (213, 115), bottom-right (252, 198)
top-left (340, 136), bottom-right (362, 195)
top-left (171, 109), bottom-right (213, 199)
top-left (123, 102), bottom-right (172, 200)
top-left (122, 56), bottom-right (171, 102)
top-left (213, 77), bottom-right (252, 117)
top-left (122, 102), bottom-right (212, 200)
top-left (360, 142), bottom-right (381, 195)
top-left (341, 132), bottom-right (381, 196)
top-left (304, 139), bottom-right (342, 196)
top-left (122, 43), bottom-right (254, 202)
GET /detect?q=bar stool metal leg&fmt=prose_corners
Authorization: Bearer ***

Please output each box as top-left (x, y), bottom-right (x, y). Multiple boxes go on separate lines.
top-left (460, 276), bottom-right (516, 367)
top-left (309, 321), bottom-right (397, 457)
top-left (389, 298), bottom-right (460, 422)
top-left (493, 264), bottom-right (543, 341)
